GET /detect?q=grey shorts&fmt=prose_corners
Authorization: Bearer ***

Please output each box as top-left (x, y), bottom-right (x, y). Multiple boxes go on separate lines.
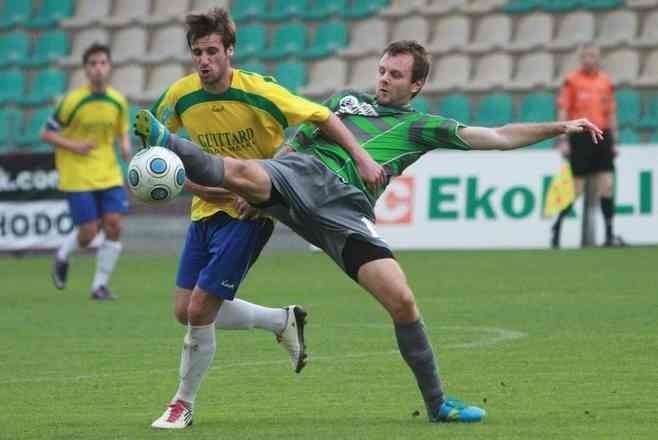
top-left (259, 153), bottom-right (391, 274)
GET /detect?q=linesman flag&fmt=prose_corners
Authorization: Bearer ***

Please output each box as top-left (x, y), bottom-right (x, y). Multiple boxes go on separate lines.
top-left (543, 163), bottom-right (575, 217)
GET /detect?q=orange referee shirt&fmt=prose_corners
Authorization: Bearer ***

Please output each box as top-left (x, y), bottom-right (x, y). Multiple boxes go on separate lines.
top-left (557, 69), bottom-right (616, 130)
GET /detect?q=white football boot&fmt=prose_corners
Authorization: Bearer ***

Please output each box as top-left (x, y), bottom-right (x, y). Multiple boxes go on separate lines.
top-left (151, 399), bottom-right (193, 429)
top-left (276, 306), bottom-right (308, 373)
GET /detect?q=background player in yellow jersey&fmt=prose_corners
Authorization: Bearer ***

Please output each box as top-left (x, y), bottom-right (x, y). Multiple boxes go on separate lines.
top-left (41, 43), bottom-right (131, 300)
top-left (147, 8), bottom-right (385, 429)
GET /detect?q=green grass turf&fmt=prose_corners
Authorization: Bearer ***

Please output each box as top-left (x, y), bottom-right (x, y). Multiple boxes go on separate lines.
top-left (1, 247), bottom-right (656, 439)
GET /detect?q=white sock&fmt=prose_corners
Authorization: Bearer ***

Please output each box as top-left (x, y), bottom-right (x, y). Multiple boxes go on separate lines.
top-left (215, 298), bottom-right (287, 333)
top-left (56, 228), bottom-right (80, 261)
top-left (174, 323), bottom-right (216, 405)
top-left (91, 240), bottom-right (122, 290)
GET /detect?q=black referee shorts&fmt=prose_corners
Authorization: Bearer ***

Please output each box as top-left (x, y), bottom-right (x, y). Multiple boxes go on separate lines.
top-left (568, 129), bottom-right (615, 177)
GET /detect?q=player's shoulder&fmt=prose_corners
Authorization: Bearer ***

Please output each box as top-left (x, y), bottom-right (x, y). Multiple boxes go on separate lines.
top-left (164, 73), bottom-right (202, 101)
top-left (234, 68), bottom-right (283, 94)
top-left (105, 86), bottom-right (129, 107)
top-left (60, 85), bottom-right (90, 105)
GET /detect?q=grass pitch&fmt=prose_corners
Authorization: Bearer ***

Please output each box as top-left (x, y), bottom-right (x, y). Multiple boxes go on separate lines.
top-left (1, 247), bottom-right (656, 439)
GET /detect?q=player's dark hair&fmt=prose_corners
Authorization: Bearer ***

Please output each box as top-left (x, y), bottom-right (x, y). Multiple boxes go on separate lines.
top-left (82, 43), bottom-right (111, 65)
top-left (383, 40), bottom-right (431, 84)
top-left (185, 7), bottom-right (236, 51)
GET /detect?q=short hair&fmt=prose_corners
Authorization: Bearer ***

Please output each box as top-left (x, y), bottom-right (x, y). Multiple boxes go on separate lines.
top-left (82, 43), bottom-right (111, 65)
top-left (382, 40), bottom-right (431, 84)
top-left (185, 7), bottom-right (236, 50)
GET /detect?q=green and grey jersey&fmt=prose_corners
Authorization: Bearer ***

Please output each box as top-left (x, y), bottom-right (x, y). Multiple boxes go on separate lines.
top-left (290, 90), bottom-right (472, 204)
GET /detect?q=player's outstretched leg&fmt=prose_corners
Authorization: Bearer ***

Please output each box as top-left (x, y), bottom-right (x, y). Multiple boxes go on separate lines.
top-left (276, 306), bottom-right (308, 373)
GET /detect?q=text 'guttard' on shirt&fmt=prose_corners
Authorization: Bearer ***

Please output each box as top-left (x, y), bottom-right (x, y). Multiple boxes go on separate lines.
top-left (47, 85), bottom-right (129, 191)
top-left (290, 90), bottom-right (472, 205)
top-left (558, 69), bottom-right (616, 130)
top-left (151, 69), bottom-right (331, 221)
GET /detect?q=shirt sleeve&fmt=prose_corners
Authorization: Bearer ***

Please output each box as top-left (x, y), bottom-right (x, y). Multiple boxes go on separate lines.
top-left (151, 87), bottom-right (183, 133)
top-left (412, 114), bottom-right (472, 151)
top-left (263, 81), bottom-right (331, 127)
top-left (48, 93), bottom-right (75, 131)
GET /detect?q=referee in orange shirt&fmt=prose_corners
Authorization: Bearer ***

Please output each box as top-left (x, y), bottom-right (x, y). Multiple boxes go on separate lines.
top-left (552, 43), bottom-right (621, 248)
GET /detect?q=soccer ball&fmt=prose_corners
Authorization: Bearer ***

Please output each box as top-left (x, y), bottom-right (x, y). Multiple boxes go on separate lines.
top-left (127, 147), bottom-right (185, 204)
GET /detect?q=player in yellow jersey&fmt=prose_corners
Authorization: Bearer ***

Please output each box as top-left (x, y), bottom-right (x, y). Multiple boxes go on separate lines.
top-left (41, 43), bottom-right (132, 300)
top-left (147, 8), bottom-right (385, 429)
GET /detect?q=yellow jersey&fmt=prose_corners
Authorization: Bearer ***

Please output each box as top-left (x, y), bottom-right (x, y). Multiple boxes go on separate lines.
top-left (49, 85), bottom-right (129, 191)
top-left (151, 69), bottom-right (331, 221)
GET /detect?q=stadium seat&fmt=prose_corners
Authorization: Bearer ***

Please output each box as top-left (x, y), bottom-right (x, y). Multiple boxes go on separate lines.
top-left (463, 53), bottom-right (512, 91)
top-left (464, 14), bottom-right (511, 53)
top-left (0, 108), bottom-right (23, 148)
top-left (547, 11), bottom-right (595, 51)
top-left (519, 92), bottom-right (556, 123)
top-left (638, 94), bottom-right (658, 128)
top-left (60, 0), bottom-right (112, 30)
top-left (191, 0), bottom-right (230, 10)
top-left (263, 0), bottom-right (307, 21)
top-left (618, 128), bottom-right (640, 145)
top-left (301, 20), bottom-right (348, 60)
top-left (627, 0), bottom-right (658, 8)
top-left (650, 130), bottom-right (658, 143)
top-left (425, 0), bottom-right (466, 16)
top-left (139, 63), bottom-right (186, 103)
top-left (138, 0), bottom-right (190, 27)
top-left (299, 58), bottom-right (348, 98)
top-left (22, 68), bottom-right (67, 105)
top-left (474, 93), bottom-right (513, 127)
top-left (411, 96), bottom-right (430, 113)
top-left (261, 23), bottom-right (307, 60)
top-left (100, 0), bottom-right (151, 28)
top-left (551, 50), bottom-right (580, 88)
top-left (345, 56), bottom-right (380, 92)
top-left (597, 10), bottom-right (638, 48)
top-left (506, 12), bottom-right (553, 53)
top-left (502, 0), bottom-right (542, 13)
top-left (540, 0), bottom-right (580, 12)
top-left (633, 49), bottom-right (658, 87)
top-left (299, 0), bottom-right (347, 20)
top-left (602, 49), bottom-right (640, 86)
top-left (426, 16), bottom-right (469, 54)
top-left (435, 93), bottom-right (470, 123)
top-left (111, 65), bottom-right (146, 101)
top-left (0, 69), bottom-right (25, 104)
top-left (69, 68), bottom-right (86, 89)
top-left (111, 27), bottom-right (148, 66)
top-left (58, 28), bottom-right (110, 68)
top-left (234, 24), bottom-right (267, 62)
top-left (506, 52), bottom-right (554, 91)
top-left (142, 25), bottom-right (187, 65)
top-left (581, 0), bottom-right (623, 9)
top-left (27, 0), bottom-right (73, 29)
top-left (423, 54), bottom-right (471, 92)
top-left (273, 61), bottom-right (307, 93)
top-left (341, 0), bottom-right (390, 19)
top-left (16, 107), bottom-right (52, 150)
top-left (390, 16), bottom-right (430, 45)
top-left (380, 0), bottom-right (427, 18)
top-left (238, 61), bottom-right (267, 75)
top-left (232, 0), bottom-right (267, 22)
top-left (338, 18), bottom-right (387, 58)
top-left (460, 0), bottom-right (507, 14)
top-left (615, 89), bottom-right (641, 128)
top-left (0, 31), bottom-right (29, 67)
top-left (0, 0), bottom-right (31, 30)
top-left (22, 30), bottom-right (70, 68)
top-left (631, 10), bottom-right (658, 48)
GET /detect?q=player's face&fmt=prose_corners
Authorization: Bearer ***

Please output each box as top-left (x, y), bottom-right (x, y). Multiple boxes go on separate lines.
top-left (581, 47), bottom-right (600, 73)
top-left (376, 53), bottom-right (423, 107)
top-left (84, 52), bottom-right (111, 86)
top-left (191, 33), bottom-right (232, 87)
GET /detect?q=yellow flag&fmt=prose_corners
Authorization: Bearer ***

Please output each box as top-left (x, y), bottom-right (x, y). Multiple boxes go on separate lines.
top-left (543, 163), bottom-right (576, 217)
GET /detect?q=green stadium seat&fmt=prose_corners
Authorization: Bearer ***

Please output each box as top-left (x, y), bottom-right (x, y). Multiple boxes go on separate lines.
top-left (581, 0), bottom-right (623, 9)
top-left (0, 0), bottom-right (31, 30)
top-left (232, 0), bottom-right (267, 22)
top-left (273, 61), bottom-right (307, 93)
top-left (615, 89), bottom-right (641, 128)
top-left (540, 0), bottom-right (580, 11)
top-left (234, 24), bottom-right (267, 62)
top-left (650, 130), bottom-right (658, 143)
top-left (300, 0), bottom-right (347, 20)
top-left (263, 0), bottom-right (307, 21)
top-left (261, 23), bottom-right (307, 60)
top-left (341, 0), bottom-right (390, 19)
top-left (0, 108), bottom-right (23, 148)
top-left (502, 0), bottom-right (542, 13)
top-left (22, 69), bottom-right (66, 106)
top-left (638, 94), bottom-right (658, 129)
top-left (0, 31), bottom-right (30, 67)
top-left (16, 107), bottom-right (52, 151)
top-left (435, 93), bottom-right (471, 123)
top-left (618, 128), bottom-right (640, 145)
top-left (519, 92), bottom-right (556, 123)
top-left (301, 20), bottom-right (348, 60)
top-left (0, 69), bottom-right (26, 104)
top-left (411, 96), bottom-right (430, 113)
top-left (474, 93), bottom-right (513, 127)
top-left (26, 0), bottom-right (73, 29)
top-left (239, 61), bottom-right (268, 75)
top-left (22, 30), bottom-right (70, 68)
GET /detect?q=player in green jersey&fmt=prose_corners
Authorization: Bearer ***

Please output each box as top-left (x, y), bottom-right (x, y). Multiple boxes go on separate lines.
top-left (135, 40), bottom-right (603, 423)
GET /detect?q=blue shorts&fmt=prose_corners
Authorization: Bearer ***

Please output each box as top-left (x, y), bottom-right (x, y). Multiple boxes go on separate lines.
top-left (66, 186), bottom-right (129, 226)
top-left (176, 212), bottom-right (274, 300)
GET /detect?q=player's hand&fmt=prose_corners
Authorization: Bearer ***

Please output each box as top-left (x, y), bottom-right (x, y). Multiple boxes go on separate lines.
top-left (564, 118), bottom-right (604, 144)
top-left (74, 142), bottom-right (95, 155)
top-left (234, 197), bottom-right (262, 220)
top-left (356, 156), bottom-right (386, 192)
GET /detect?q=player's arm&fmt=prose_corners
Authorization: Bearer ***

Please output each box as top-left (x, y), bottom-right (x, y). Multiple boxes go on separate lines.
top-left (119, 132), bottom-right (132, 161)
top-left (40, 126), bottom-right (94, 155)
top-left (459, 120), bottom-right (603, 151)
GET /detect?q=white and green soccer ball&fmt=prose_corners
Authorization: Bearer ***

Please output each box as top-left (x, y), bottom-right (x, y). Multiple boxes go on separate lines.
top-left (127, 147), bottom-right (185, 204)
